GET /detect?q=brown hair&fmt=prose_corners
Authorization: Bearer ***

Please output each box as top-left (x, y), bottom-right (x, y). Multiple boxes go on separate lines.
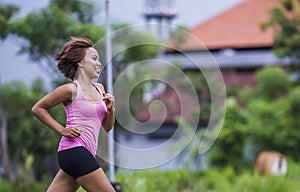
top-left (56, 37), bottom-right (94, 80)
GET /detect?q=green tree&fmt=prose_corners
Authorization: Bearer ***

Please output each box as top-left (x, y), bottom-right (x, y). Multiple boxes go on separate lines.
top-left (262, 0), bottom-right (300, 62)
top-left (0, 2), bottom-right (18, 39)
top-left (4, 0), bottom-right (105, 79)
top-left (207, 66), bottom-right (300, 171)
top-left (244, 98), bottom-right (290, 154)
top-left (208, 98), bottom-right (247, 172)
top-left (240, 67), bottom-right (300, 160)
top-left (185, 71), bottom-right (213, 123)
top-left (285, 87), bottom-right (300, 159)
top-left (255, 66), bottom-right (292, 100)
top-left (0, 78), bottom-right (63, 182)
top-left (0, 80), bottom-right (34, 181)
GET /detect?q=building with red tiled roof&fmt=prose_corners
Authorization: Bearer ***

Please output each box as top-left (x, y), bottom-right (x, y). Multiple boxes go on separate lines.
top-left (165, 0), bottom-right (291, 89)
top-left (180, 0), bottom-right (278, 51)
top-left (138, 0), bottom-right (292, 127)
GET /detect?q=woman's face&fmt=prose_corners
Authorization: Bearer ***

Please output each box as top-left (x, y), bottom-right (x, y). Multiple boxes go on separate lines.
top-left (80, 47), bottom-right (102, 79)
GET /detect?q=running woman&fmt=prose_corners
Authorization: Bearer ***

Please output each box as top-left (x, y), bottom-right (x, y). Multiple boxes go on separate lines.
top-left (32, 37), bottom-right (116, 192)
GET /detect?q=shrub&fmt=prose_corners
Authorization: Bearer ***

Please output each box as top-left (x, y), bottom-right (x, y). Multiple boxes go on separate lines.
top-left (0, 180), bottom-right (49, 192)
top-left (116, 164), bottom-right (300, 192)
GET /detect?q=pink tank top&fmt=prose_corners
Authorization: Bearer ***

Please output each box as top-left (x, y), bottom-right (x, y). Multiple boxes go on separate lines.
top-left (58, 81), bottom-right (107, 156)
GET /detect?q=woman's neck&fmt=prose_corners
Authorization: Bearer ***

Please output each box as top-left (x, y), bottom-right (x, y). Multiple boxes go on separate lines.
top-left (75, 76), bottom-right (93, 89)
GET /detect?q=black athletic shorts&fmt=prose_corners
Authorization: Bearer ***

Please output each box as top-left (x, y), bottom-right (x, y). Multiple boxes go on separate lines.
top-left (58, 146), bottom-right (100, 179)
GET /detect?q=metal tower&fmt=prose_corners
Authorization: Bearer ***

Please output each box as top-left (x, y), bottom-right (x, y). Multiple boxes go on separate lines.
top-left (143, 0), bottom-right (177, 38)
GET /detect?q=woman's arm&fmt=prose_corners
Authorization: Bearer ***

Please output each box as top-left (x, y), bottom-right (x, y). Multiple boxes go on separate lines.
top-left (95, 83), bottom-right (115, 132)
top-left (102, 106), bottom-right (115, 132)
top-left (31, 83), bottom-right (81, 138)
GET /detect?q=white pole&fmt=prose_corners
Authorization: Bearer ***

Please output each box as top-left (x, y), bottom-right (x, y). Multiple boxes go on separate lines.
top-left (105, 0), bottom-right (115, 182)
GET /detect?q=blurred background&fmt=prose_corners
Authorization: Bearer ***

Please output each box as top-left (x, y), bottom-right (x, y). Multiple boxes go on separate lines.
top-left (0, 0), bottom-right (242, 86)
top-left (1, 0), bottom-right (300, 191)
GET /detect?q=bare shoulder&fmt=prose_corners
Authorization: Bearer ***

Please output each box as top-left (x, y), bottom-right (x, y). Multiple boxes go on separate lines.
top-left (94, 82), bottom-right (106, 93)
top-left (34, 82), bottom-right (77, 109)
top-left (55, 82), bottom-right (77, 94)
top-left (51, 82), bottom-right (77, 102)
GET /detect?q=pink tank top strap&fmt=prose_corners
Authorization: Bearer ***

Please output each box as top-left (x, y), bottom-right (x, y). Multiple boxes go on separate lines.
top-left (92, 83), bottom-right (104, 98)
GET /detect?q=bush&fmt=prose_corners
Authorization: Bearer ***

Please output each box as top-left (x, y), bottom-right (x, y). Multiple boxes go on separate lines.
top-left (255, 66), bottom-right (292, 100)
top-left (233, 173), bottom-right (298, 192)
top-left (0, 180), bottom-right (49, 192)
top-left (1, 163), bottom-right (300, 192)
top-left (116, 164), bottom-right (300, 192)
top-left (116, 169), bottom-right (206, 192)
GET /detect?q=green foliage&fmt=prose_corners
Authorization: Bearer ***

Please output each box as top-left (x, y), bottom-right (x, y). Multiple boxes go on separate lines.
top-left (0, 0), bottom-right (105, 80)
top-left (262, 0), bottom-right (300, 60)
top-left (244, 98), bottom-right (291, 154)
top-left (282, 0), bottom-right (294, 11)
top-left (50, 0), bottom-right (97, 23)
top-left (285, 87), bottom-right (300, 158)
top-left (185, 71), bottom-right (211, 121)
top-left (0, 179), bottom-right (49, 192)
top-left (0, 81), bottom-right (31, 112)
top-left (2, 163), bottom-right (300, 191)
top-left (236, 67), bottom-right (300, 159)
top-left (231, 159), bottom-right (300, 192)
top-left (288, 87), bottom-right (300, 118)
top-left (9, 1), bottom-right (105, 62)
top-left (255, 66), bottom-right (291, 100)
top-left (0, 2), bottom-right (19, 39)
top-left (116, 170), bottom-right (205, 192)
top-left (207, 66), bottom-right (300, 170)
top-left (115, 165), bottom-right (300, 192)
top-left (233, 173), bottom-right (299, 192)
top-left (0, 78), bottom-right (61, 182)
top-left (239, 87), bottom-right (256, 104)
top-left (208, 98), bottom-right (247, 171)
top-left (204, 167), bottom-right (235, 191)
top-left (0, 79), bottom-right (60, 156)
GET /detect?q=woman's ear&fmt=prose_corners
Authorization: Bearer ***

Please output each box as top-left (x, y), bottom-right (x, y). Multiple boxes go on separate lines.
top-left (77, 61), bottom-right (84, 68)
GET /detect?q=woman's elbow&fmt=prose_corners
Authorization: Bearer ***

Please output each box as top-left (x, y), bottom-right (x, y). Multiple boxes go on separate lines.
top-left (103, 124), bottom-right (113, 132)
top-left (103, 127), bottom-right (112, 132)
top-left (31, 104), bottom-right (39, 116)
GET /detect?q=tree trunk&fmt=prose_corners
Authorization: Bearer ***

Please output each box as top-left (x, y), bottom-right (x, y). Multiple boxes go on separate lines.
top-left (0, 108), bottom-right (12, 180)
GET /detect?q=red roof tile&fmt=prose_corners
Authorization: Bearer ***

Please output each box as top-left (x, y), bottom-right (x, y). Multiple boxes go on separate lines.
top-left (179, 0), bottom-right (279, 51)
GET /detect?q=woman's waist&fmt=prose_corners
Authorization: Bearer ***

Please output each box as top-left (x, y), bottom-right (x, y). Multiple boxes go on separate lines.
top-left (58, 136), bottom-right (97, 155)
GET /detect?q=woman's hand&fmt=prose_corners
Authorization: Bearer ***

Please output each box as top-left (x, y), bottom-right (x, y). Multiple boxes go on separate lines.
top-left (60, 126), bottom-right (81, 138)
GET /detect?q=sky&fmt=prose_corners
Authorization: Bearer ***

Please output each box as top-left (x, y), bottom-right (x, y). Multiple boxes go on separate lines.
top-left (0, 0), bottom-right (244, 88)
